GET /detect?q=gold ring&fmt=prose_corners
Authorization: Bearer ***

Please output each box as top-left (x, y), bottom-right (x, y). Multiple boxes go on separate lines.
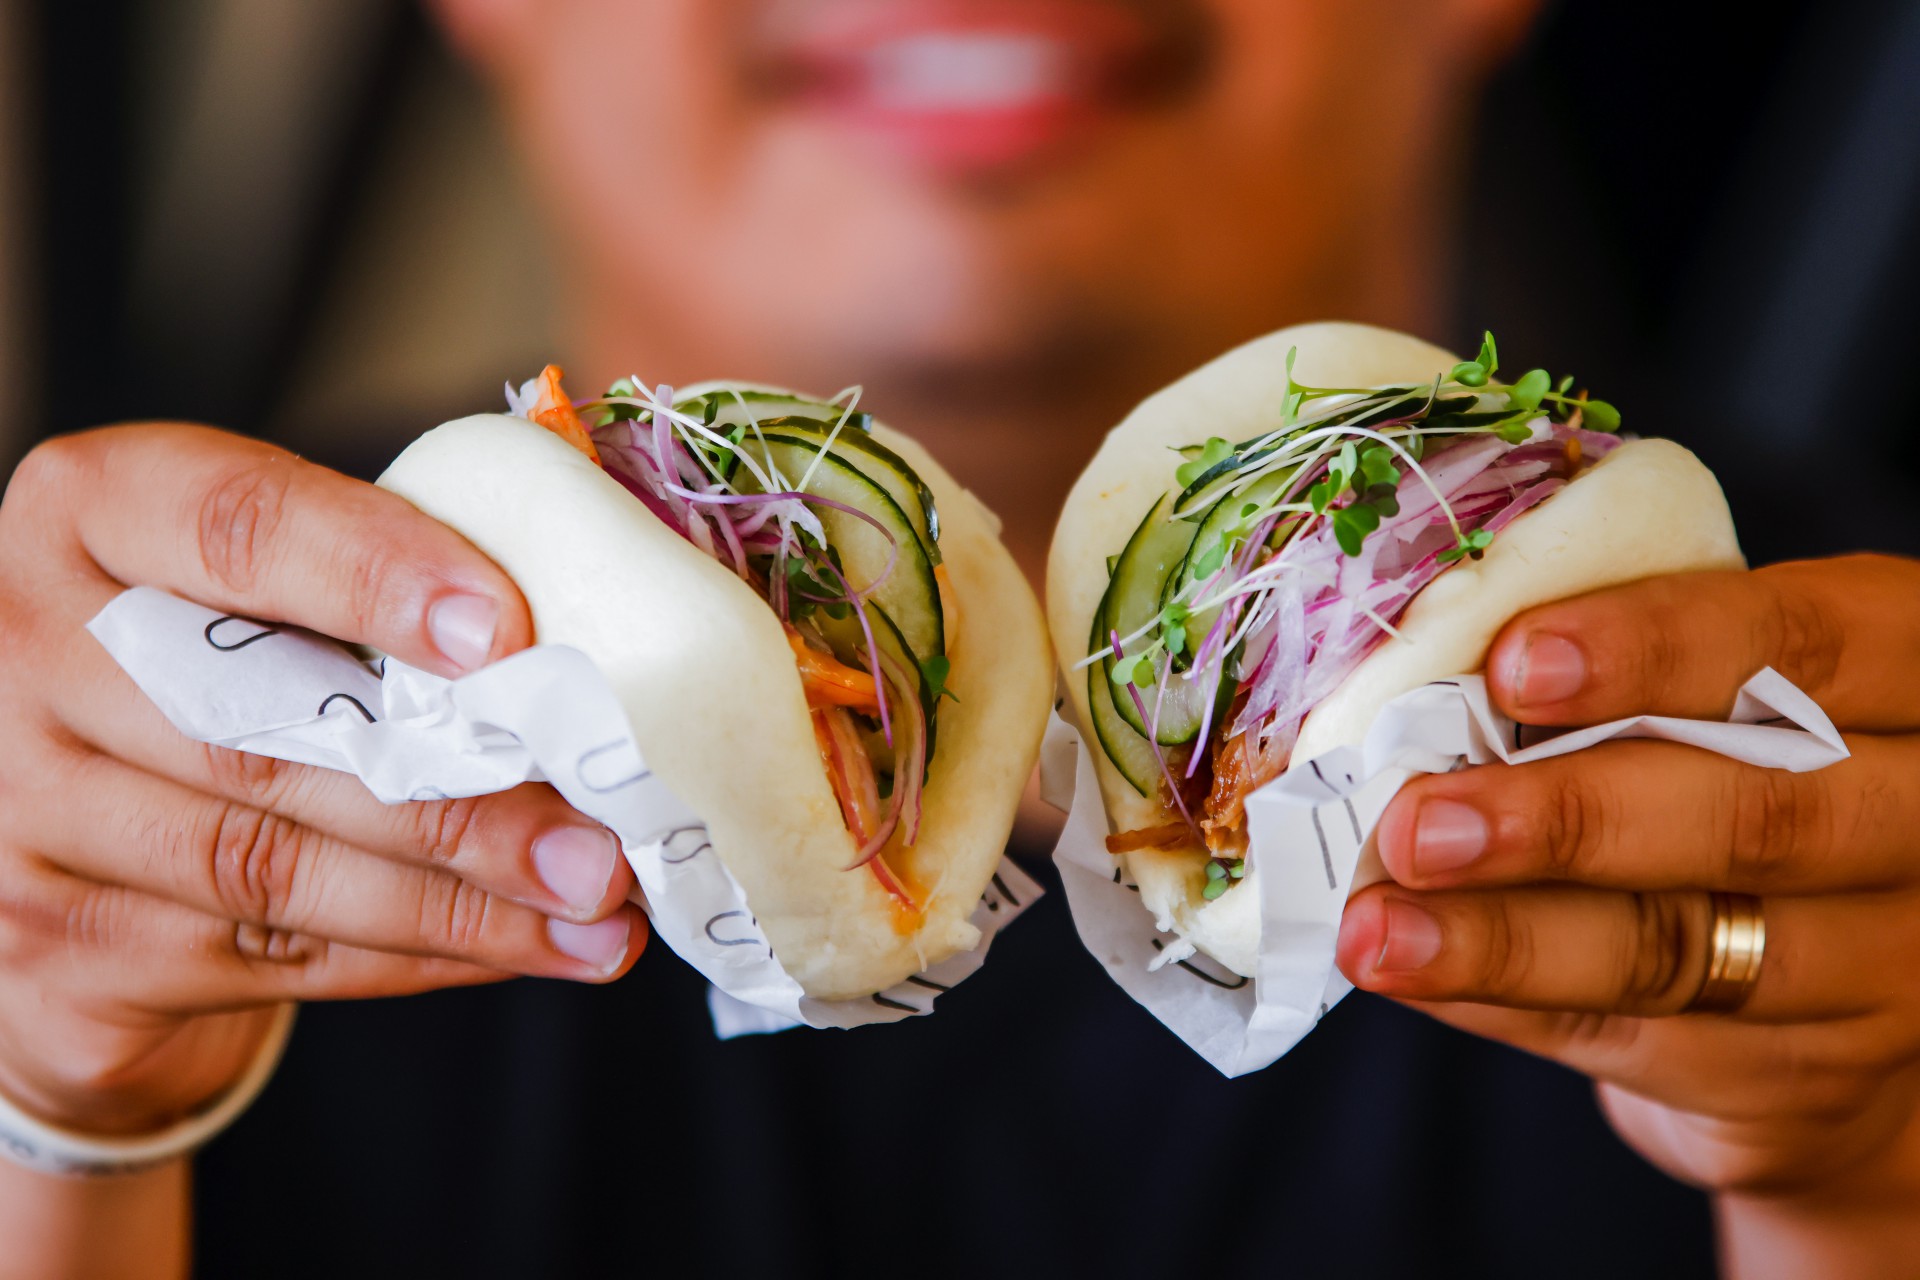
top-left (1686, 892), bottom-right (1766, 1014)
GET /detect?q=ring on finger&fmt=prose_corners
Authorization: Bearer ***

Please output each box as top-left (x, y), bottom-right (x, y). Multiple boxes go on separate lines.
top-left (1685, 891), bottom-right (1766, 1014)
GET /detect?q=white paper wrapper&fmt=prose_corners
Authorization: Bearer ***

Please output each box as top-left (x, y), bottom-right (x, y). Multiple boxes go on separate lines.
top-left (88, 587), bottom-right (1039, 1032)
top-left (1045, 667), bottom-right (1849, 1077)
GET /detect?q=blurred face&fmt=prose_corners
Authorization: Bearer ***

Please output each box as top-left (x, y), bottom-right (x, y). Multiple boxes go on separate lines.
top-left (440, 0), bottom-right (1528, 416)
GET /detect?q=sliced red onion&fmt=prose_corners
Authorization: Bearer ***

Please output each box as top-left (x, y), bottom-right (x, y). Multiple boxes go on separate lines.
top-left (846, 648), bottom-right (925, 866)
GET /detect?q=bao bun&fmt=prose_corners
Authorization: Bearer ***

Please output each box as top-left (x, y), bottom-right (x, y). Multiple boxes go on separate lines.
top-left (1047, 322), bottom-right (1744, 977)
top-left (382, 407), bottom-right (1052, 1000)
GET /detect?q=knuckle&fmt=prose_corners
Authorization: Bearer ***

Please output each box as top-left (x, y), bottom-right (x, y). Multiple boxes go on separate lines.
top-left (205, 804), bottom-right (306, 923)
top-left (60, 884), bottom-right (120, 953)
top-left (1475, 901), bottom-right (1536, 997)
top-left (232, 921), bottom-right (323, 966)
top-left (339, 537), bottom-right (407, 630)
top-left (199, 742), bottom-right (291, 806)
top-left (1759, 581), bottom-right (1846, 694)
top-left (419, 797), bottom-right (485, 871)
top-left (423, 876), bottom-right (497, 957)
top-left (1540, 767), bottom-right (1609, 880)
top-left (1723, 768), bottom-right (1825, 887)
top-left (1621, 892), bottom-right (1700, 1010)
top-left (1634, 612), bottom-right (1690, 703)
top-left (195, 454), bottom-right (297, 596)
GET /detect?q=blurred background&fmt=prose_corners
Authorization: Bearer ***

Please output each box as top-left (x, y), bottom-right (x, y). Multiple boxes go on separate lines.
top-left (5, 3), bottom-right (1920, 1275)
top-left (5, 0), bottom-right (1918, 569)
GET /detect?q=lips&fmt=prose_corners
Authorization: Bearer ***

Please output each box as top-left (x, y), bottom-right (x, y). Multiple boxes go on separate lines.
top-left (754, 0), bottom-right (1208, 174)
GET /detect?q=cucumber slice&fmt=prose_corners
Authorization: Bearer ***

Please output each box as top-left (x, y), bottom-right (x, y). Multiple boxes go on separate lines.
top-left (732, 417), bottom-right (941, 565)
top-left (738, 433), bottom-right (943, 664)
top-left (672, 393), bottom-right (868, 486)
top-left (1164, 465), bottom-right (1299, 663)
top-left (1100, 494), bottom-right (1212, 744)
top-left (1086, 599), bottom-right (1159, 797)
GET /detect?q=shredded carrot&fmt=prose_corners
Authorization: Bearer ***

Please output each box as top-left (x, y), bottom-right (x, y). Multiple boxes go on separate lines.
top-left (530, 364), bottom-right (601, 466)
top-left (1104, 822), bottom-right (1199, 855)
top-left (787, 628), bottom-right (880, 712)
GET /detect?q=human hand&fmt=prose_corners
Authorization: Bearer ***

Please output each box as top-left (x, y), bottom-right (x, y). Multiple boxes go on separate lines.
top-left (0, 426), bottom-right (645, 1137)
top-left (1336, 556), bottom-right (1920, 1229)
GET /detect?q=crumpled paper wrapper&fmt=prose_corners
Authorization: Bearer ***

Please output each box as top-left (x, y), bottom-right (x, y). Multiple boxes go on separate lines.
top-left (88, 587), bottom-right (1039, 1033)
top-left (1043, 667), bottom-right (1849, 1077)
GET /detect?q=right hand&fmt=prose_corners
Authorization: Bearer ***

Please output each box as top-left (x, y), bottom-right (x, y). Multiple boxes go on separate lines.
top-left (0, 425), bottom-right (646, 1137)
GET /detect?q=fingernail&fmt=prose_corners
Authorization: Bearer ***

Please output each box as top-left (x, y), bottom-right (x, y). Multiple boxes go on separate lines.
top-left (1376, 899), bottom-right (1444, 973)
top-left (427, 592), bottom-right (500, 673)
top-left (533, 825), bottom-right (620, 915)
top-left (548, 914), bottom-right (631, 973)
top-left (1413, 799), bottom-right (1489, 875)
top-left (1511, 633), bottom-right (1586, 707)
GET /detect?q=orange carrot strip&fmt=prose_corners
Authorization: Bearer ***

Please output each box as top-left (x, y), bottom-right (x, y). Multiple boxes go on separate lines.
top-left (531, 364), bottom-right (601, 466)
top-left (787, 628), bottom-right (880, 712)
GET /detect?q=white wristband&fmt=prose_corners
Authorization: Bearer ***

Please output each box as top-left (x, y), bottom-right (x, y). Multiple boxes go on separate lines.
top-left (0, 1003), bottom-right (297, 1178)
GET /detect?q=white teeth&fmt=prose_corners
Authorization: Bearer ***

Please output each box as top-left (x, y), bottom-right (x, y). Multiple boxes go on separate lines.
top-left (864, 33), bottom-right (1070, 111)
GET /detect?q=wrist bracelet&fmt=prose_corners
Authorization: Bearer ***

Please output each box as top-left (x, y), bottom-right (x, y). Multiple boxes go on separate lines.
top-left (0, 1003), bottom-right (297, 1178)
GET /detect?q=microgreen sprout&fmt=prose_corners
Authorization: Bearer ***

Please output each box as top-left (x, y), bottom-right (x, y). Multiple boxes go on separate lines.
top-left (1084, 330), bottom-right (1626, 880)
top-left (1438, 528), bottom-right (1495, 564)
top-left (921, 654), bottom-right (958, 704)
top-left (1202, 858), bottom-right (1247, 899)
top-left (1175, 437), bottom-right (1234, 489)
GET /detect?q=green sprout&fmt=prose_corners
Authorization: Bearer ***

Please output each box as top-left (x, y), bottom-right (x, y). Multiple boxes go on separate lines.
top-left (1202, 858), bottom-right (1247, 899)
top-left (1176, 437), bottom-right (1234, 488)
top-left (1438, 528), bottom-right (1495, 564)
top-left (921, 655), bottom-right (958, 704)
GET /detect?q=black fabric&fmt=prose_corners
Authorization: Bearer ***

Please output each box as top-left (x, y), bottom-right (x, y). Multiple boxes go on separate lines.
top-left (195, 860), bottom-right (1715, 1280)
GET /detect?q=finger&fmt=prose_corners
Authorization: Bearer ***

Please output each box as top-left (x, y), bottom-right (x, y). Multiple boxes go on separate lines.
top-left (1594, 1079), bottom-right (1920, 1192)
top-left (1375, 737), bottom-right (1918, 896)
top-left (1404, 1001), bottom-right (1879, 1129)
top-left (44, 553), bottom-right (634, 924)
top-left (26, 751), bottom-right (646, 982)
top-left (1484, 555), bottom-right (1920, 730)
top-left (1337, 882), bottom-right (1901, 1022)
top-left (2, 854), bottom-right (513, 1012)
top-left (7, 424), bottom-right (532, 677)
top-left (55, 645), bottom-right (631, 920)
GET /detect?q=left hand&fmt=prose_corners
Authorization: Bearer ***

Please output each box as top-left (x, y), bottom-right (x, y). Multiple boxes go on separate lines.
top-left (1336, 554), bottom-right (1920, 1205)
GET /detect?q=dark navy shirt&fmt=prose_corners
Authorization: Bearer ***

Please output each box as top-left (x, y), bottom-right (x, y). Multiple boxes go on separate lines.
top-left (196, 866), bottom-right (1716, 1279)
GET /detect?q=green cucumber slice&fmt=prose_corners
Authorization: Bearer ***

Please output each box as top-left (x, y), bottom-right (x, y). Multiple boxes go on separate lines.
top-left (1101, 494), bottom-right (1211, 744)
top-left (738, 433), bottom-right (943, 664)
top-left (732, 416), bottom-right (941, 565)
top-left (1086, 598), bottom-right (1159, 797)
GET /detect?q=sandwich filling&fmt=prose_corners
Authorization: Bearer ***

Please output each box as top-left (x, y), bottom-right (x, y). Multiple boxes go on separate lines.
top-left (510, 366), bottom-right (955, 912)
top-left (1082, 335), bottom-right (1621, 895)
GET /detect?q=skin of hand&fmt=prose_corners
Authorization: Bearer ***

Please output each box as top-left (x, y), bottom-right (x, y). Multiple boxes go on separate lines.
top-left (1335, 554), bottom-right (1920, 1275)
top-left (0, 424), bottom-right (648, 1143)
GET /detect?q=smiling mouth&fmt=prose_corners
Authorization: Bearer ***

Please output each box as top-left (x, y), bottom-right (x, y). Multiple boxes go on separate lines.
top-left (751, 0), bottom-right (1213, 174)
